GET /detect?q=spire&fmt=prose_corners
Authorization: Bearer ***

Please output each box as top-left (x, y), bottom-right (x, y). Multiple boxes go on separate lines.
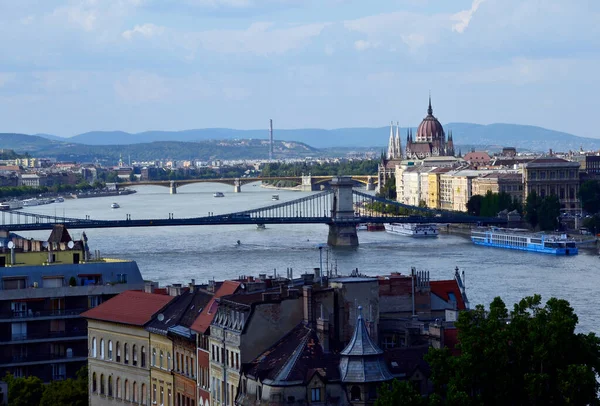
top-left (387, 121), bottom-right (395, 159)
top-left (395, 122), bottom-right (402, 160)
top-left (406, 129), bottom-right (410, 144)
top-left (427, 92), bottom-right (433, 116)
top-left (340, 306), bottom-right (382, 356)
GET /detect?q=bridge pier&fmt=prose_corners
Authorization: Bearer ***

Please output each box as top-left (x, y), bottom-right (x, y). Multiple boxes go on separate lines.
top-left (301, 175), bottom-right (317, 192)
top-left (169, 181), bottom-right (177, 194)
top-left (233, 178), bottom-right (241, 193)
top-left (365, 176), bottom-right (375, 191)
top-left (328, 176), bottom-right (358, 247)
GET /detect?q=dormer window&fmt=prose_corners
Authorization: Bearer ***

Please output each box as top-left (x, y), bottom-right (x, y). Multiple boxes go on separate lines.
top-left (311, 388), bottom-right (321, 402)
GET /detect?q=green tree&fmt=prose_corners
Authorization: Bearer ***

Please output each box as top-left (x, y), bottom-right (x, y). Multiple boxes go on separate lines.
top-left (40, 366), bottom-right (88, 406)
top-left (538, 195), bottom-right (561, 231)
top-left (377, 177), bottom-right (397, 200)
top-left (3, 373), bottom-right (44, 406)
top-left (375, 379), bottom-right (425, 406)
top-left (466, 194), bottom-right (483, 216)
top-left (425, 295), bottom-right (600, 406)
top-left (579, 180), bottom-right (600, 214)
top-left (525, 191), bottom-right (542, 229)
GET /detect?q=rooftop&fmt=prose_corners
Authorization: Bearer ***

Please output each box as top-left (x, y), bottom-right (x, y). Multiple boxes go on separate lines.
top-left (146, 289), bottom-right (213, 335)
top-left (190, 281), bottom-right (241, 334)
top-left (82, 290), bottom-right (174, 326)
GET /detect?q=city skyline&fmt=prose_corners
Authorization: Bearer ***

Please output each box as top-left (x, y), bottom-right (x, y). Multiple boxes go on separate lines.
top-left (0, 0), bottom-right (597, 138)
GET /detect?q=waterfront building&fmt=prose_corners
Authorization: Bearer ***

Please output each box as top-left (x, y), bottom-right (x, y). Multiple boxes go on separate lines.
top-left (0, 225), bottom-right (144, 383)
top-left (83, 289), bottom-right (175, 405)
top-left (472, 172), bottom-right (523, 202)
top-left (449, 169), bottom-right (484, 212)
top-left (426, 168), bottom-right (451, 209)
top-left (522, 156), bottom-right (581, 212)
top-left (405, 97), bottom-right (455, 160)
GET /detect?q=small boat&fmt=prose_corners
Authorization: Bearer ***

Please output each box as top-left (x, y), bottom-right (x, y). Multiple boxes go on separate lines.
top-left (111, 203), bottom-right (120, 209)
top-left (272, 195), bottom-right (279, 201)
top-left (0, 200), bottom-right (23, 211)
top-left (356, 223), bottom-right (368, 231)
top-left (257, 224), bottom-right (266, 230)
top-left (384, 223), bottom-right (438, 237)
top-left (56, 197), bottom-right (64, 203)
top-left (21, 198), bottom-right (40, 207)
top-left (471, 227), bottom-right (578, 255)
top-left (214, 192), bottom-right (225, 198)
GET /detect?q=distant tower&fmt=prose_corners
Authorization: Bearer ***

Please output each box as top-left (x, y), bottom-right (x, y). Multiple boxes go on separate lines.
top-left (395, 122), bottom-right (402, 160)
top-left (387, 121), bottom-right (395, 159)
top-left (269, 119), bottom-right (274, 160)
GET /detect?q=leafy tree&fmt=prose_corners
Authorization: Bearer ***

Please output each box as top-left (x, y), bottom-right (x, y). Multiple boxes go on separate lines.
top-left (40, 366), bottom-right (88, 406)
top-left (583, 215), bottom-right (600, 235)
top-left (377, 177), bottom-right (397, 200)
top-left (425, 295), bottom-right (600, 406)
top-left (525, 190), bottom-right (542, 229)
top-left (466, 194), bottom-right (483, 216)
top-left (375, 379), bottom-right (425, 406)
top-left (2, 373), bottom-right (44, 406)
top-left (538, 195), bottom-right (561, 231)
top-left (579, 180), bottom-right (600, 214)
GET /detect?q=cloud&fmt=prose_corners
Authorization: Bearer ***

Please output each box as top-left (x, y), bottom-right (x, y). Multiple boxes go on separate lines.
top-left (122, 23), bottom-right (165, 40)
top-left (452, 0), bottom-right (485, 33)
top-left (114, 72), bottom-right (171, 103)
top-left (354, 39), bottom-right (379, 51)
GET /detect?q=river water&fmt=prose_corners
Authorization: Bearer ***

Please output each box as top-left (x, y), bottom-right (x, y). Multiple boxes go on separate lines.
top-left (15, 183), bottom-right (600, 334)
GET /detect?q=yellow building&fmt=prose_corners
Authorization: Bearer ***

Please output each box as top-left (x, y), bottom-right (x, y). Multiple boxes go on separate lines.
top-left (149, 332), bottom-right (174, 406)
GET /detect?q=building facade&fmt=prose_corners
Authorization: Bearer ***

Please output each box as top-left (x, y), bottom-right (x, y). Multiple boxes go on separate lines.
top-left (522, 157), bottom-right (581, 212)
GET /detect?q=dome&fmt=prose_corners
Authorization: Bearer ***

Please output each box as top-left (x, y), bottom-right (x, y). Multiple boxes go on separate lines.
top-left (416, 97), bottom-right (444, 142)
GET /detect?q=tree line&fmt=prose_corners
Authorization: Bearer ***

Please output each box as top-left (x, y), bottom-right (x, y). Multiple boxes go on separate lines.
top-left (261, 160), bottom-right (378, 177)
top-left (376, 295), bottom-right (600, 405)
top-left (2, 366), bottom-right (87, 406)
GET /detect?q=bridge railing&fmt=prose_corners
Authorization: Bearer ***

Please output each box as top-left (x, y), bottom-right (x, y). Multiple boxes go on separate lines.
top-left (1, 210), bottom-right (91, 227)
top-left (231, 189), bottom-right (334, 219)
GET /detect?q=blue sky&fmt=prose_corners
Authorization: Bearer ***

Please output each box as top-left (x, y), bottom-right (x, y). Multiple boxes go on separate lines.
top-left (0, 0), bottom-right (598, 138)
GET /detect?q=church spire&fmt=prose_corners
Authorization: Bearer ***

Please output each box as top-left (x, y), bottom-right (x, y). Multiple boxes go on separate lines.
top-left (395, 122), bottom-right (402, 160)
top-left (428, 92), bottom-right (433, 116)
top-left (387, 121), bottom-right (395, 159)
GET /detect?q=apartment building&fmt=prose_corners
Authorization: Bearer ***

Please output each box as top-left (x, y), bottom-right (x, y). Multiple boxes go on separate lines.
top-left (472, 173), bottom-right (523, 202)
top-left (83, 290), bottom-right (175, 405)
top-left (0, 226), bottom-right (144, 383)
top-left (523, 157), bottom-right (581, 212)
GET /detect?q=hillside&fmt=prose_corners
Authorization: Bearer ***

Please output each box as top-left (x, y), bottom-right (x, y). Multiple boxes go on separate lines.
top-left (54, 124), bottom-right (600, 152)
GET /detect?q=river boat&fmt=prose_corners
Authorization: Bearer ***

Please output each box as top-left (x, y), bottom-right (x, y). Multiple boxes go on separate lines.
top-left (56, 197), bottom-right (64, 203)
top-left (213, 192), bottom-right (225, 198)
top-left (256, 224), bottom-right (266, 230)
top-left (111, 203), bottom-right (120, 209)
top-left (21, 198), bottom-right (40, 207)
top-left (471, 227), bottom-right (578, 256)
top-left (384, 223), bottom-right (439, 237)
top-left (0, 200), bottom-right (23, 211)
top-left (272, 194), bottom-right (279, 201)
top-left (356, 223), bottom-right (368, 231)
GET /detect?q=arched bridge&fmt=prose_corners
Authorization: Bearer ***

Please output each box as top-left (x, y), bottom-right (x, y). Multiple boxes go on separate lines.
top-left (115, 175), bottom-right (377, 194)
top-left (1, 176), bottom-right (504, 246)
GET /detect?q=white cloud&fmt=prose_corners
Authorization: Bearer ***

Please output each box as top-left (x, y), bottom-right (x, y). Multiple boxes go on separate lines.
top-left (122, 23), bottom-right (165, 40)
top-left (452, 0), bottom-right (485, 33)
top-left (114, 72), bottom-right (171, 103)
top-left (354, 39), bottom-right (379, 51)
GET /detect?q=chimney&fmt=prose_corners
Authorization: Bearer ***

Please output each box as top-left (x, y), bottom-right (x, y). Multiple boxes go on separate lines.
top-left (144, 281), bottom-right (158, 293)
top-left (313, 267), bottom-right (321, 282)
top-left (316, 303), bottom-right (329, 353)
top-left (303, 285), bottom-right (313, 325)
top-left (207, 279), bottom-right (215, 292)
top-left (168, 284), bottom-right (182, 297)
top-left (188, 279), bottom-right (195, 293)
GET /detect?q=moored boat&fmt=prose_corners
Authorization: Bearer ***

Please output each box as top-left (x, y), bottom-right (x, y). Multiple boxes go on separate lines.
top-left (21, 198), bottom-right (40, 207)
top-left (384, 223), bottom-right (439, 237)
top-left (356, 223), bottom-right (368, 231)
top-left (272, 194), bottom-right (279, 201)
top-left (471, 227), bottom-right (578, 255)
top-left (111, 202), bottom-right (120, 209)
top-left (213, 192), bottom-right (225, 198)
top-left (0, 200), bottom-right (23, 211)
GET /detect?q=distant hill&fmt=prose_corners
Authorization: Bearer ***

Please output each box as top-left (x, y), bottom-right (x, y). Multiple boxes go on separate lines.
top-left (64, 124), bottom-right (600, 152)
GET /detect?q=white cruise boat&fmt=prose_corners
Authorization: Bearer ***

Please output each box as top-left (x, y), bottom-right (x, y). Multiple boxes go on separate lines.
top-left (0, 200), bottom-right (23, 211)
top-left (111, 202), bottom-right (120, 209)
top-left (356, 223), bottom-right (368, 231)
top-left (21, 198), bottom-right (40, 207)
top-left (384, 223), bottom-right (439, 237)
top-left (213, 192), bottom-right (225, 198)
top-left (272, 194), bottom-right (279, 201)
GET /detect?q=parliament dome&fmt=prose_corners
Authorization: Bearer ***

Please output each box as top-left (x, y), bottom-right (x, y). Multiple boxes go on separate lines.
top-left (416, 97), bottom-right (444, 142)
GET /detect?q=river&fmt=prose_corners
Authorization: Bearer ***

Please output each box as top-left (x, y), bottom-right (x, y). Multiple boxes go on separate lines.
top-left (15, 183), bottom-right (600, 334)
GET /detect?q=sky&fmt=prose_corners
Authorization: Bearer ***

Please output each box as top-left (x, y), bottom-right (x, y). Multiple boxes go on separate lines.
top-left (0, 0), bottom-right (598, 138)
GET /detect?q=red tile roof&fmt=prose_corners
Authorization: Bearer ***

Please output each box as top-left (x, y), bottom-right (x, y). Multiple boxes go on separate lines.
top-left (430, 280), bottom-right (466, 310)
top-left (82, 290), bottom-right (174, 326)
top-left (190, 281), bottom-right (240, 334)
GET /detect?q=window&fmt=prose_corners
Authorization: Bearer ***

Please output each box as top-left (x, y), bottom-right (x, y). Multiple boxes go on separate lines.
top-left (88, 296), bottom-right (100, 308)
top-left (311, 388), bottom-right (321, 402)
top-left (100, 374), bottom-right (105, 395)
top-left (160, 350), bottom-right (164, 369)
top-left (116, 377), bottom-right (121, 398)
top-left (124, 343), bottom-right (129, 364)
top-left (125, 379), bottom-right (130, 401)
top-left (108, 340), bottom-right (113, 360)
top-left (191, 357), bottom-right (194, 377)
top-left (133, 381), bottom-right (138, 402)
top-left (100, 339), bottom-right (105, 359)
top-left (108, 376), bottom-right (113, 397)
top-left (185, 356), bottom-right (188, 375)
top-left (168, 388), bottom-right (172, 406)
top-left (92, 372), bottom-right (97, 393)
top-left (3, 277), bottom-right (26, 290)
top-left (160, 387), bottom-right (164, 405)
top-left (142, 384), bottom-right (147, 404)
top-left (133, 345), bottom-right (138, 366)
top-left (167, 352), bottom-right (171, 370)
top-left (116, 342), bottom-right (121, 362)
top-left (92, 337), bottom-right (97, 358)
top-left (256, 385), bottom-right (261, 401)
top-left (350, 386), bottom-right (361, 401)
top-left (211, 345), bottom-right (215, 361)
top-left (152, 348), bottom-right (157, 366)
top-left (235, 353), bottom-right (239, 370)
top-left (153, 384), bottom-right (157, 403)
top-left (141, 346), bottom-right (146, 367)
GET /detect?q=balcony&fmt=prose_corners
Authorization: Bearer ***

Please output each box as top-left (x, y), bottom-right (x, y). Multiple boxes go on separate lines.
top-left (0, 329), bottom-right (87, 345)
top-left (0, 308), bottom-right (87, 323)
top-left (0, 351), bottom-right (87, 367)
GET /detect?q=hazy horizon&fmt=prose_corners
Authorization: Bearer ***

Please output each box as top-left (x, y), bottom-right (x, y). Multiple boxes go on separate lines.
top-left (0, 1), bottom-right (597, 138)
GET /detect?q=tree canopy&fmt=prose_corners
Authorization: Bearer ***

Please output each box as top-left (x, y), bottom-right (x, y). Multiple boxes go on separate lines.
top-left (466, 191), bottom-right (522, 217)
top-left (525, 191), bottom-right (561, 231)
top-left (425, 295), bottom-right (600, 406)
top-left (579, 180), bottom-right (600, 214)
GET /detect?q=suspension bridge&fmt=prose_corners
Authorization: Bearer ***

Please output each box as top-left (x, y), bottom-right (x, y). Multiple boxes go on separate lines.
top-left (0, 177), bottom-right (504, 246)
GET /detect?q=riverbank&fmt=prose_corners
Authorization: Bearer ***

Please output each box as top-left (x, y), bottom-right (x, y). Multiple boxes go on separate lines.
top-left (260, 183), bottom-right (302, 192)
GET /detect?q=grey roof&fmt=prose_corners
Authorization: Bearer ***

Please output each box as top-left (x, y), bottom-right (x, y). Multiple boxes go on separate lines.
top-left (339, 306), bottom-right (393, 383)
